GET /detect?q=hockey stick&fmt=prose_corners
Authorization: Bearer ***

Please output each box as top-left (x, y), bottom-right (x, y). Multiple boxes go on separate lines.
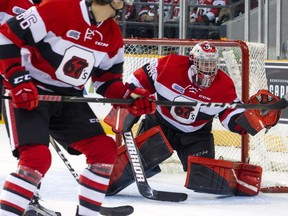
top-left (49, 137), bottom-right (80, 181)
top-left (121, 130), bottom-right (188, 202)
top-left (49, 137), bottom-right (134, 216)
top-left (2, 94), bottom-right (288, 110)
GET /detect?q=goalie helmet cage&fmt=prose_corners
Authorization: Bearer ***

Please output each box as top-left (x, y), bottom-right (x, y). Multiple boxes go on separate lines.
top-left (118, 38), bottom-right (288, 193)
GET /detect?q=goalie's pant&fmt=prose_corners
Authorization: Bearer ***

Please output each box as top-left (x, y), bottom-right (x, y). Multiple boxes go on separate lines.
top-left (140, 115), bottom-right (215, 171)
top-left (185, 156), bottom-right (263, 196)
top-left (107, 126), bottom-right (174, 196)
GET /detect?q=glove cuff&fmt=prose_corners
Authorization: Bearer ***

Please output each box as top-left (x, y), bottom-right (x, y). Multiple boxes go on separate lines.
top-left (5, 66), bottom-right (31, 88)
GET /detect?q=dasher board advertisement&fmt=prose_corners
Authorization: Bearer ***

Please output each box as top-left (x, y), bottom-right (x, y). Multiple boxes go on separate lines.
top-left (265, 61), bottom-right (288, 124)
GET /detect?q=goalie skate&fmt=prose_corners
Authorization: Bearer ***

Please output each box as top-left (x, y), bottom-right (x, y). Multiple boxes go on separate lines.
top-left (23, 195), bottom-right (61, 216)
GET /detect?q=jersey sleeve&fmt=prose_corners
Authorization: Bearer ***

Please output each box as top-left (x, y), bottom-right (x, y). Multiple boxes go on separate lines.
top-left (0, 5), bottom-right (50, 77)
top-left (126, 60), bottom-right (157, 94)
top-left (91, 19), bottom-right (127, 99)
top-left (218, 99), bottom-right (246, 134)
top-left (92, 60), bottom-right (127, 99)
top-left (0, 24), bottom-right (22, 77)
top-left (213, 71), bottom-right (245, 134)
top-left (1, 6), bottom-right (50, 48)
top-left (0, 0), bottom-right (9, 24)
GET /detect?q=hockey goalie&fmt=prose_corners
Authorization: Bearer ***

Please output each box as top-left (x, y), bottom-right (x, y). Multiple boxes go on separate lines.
top-left (105, 41), bottom-right (281, 197)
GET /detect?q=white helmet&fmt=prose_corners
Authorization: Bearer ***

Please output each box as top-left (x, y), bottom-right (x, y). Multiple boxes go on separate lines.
top-left (189, 41), bottom-right (219, 89)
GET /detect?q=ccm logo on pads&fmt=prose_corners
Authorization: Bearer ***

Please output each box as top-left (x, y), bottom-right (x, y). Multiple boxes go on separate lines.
top-left (89, 118), bottom-right (99, 123)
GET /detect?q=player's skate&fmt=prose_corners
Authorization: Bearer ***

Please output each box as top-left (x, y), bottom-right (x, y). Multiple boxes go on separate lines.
top-left (23, 194), bottom-right (61, 216)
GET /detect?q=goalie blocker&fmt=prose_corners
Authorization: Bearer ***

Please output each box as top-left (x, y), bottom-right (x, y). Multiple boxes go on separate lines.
top-left (107, 126), bottom-right (174, 195)
top-left (185, 156), bottom-right (262, 196)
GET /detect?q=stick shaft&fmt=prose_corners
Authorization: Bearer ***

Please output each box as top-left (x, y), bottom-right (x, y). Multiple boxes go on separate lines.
top-left (38, 95), bottom-right (288, 110)
top-left (49, 136), bottom-right (79, 182)
top-left (2, 94), bottom-right (288, 110)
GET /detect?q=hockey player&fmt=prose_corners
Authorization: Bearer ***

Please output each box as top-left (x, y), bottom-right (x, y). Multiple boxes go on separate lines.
top-left (0, 1), bottom-right (61, 215)
top-left (0, 0), bottom-right (156, 216)
top-left (0, 0), bottom-right (58, 215)
top-left (0, 0), bottom-right (40, 125)
top-left (106, 41), bottom-right (281, 196)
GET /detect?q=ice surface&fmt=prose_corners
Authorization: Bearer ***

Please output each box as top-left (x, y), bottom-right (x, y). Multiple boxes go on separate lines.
top-left (1, 125), bottom-right (288, 216)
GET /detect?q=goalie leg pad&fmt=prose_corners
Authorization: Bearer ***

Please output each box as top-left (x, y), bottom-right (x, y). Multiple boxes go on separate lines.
top-left (185, 156), bottom-right (237, 195)
top-left (106, 144), bottom-right (134, 196)
top-left (107, 126), bottom-right (173, 195)
top-left (185, 156), bottom-right (263, 196)
top-left (235, 163), bottom-right (262, 196)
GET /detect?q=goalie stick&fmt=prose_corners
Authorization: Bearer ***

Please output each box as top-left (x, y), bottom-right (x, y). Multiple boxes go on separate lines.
top-left (121, 130), bottom-right (188, 202)
top-left (49, 137), bottom-right (134, 216)
top-left (2, 94), bottom-right (288, 110)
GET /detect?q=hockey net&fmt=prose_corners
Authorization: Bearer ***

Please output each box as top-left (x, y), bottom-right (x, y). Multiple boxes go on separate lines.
top-left (120, 38), bottom-right (288, 192)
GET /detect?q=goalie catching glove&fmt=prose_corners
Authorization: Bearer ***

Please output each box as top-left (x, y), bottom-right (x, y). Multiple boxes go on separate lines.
top-left (236, 89), bottom-right (281, 136)
top-left (119, 83), bottom-right (156, 117)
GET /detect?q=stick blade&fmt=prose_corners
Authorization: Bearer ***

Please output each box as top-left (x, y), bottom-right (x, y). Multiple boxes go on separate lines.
top-left (139, 186), bottom-right (188, 202)
top-left (100, 205), bottom-right (134, 216)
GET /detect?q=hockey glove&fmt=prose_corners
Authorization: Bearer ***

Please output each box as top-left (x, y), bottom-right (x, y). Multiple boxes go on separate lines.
top-left (235, 89), bottom-right (281, 135)
top-left (104, 107), bottom-right (140, 133)
top-left (4, 66), bottom-right (38, 110)
top-left (122, 83), bottom-right (156, 117)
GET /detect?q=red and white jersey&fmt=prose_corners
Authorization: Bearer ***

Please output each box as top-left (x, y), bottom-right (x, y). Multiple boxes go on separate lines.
top-left (0, 0), bottom-right (126, 98)
top-left (171, 0), bottom-right (180, 19)
top-left (127, 54), bottom-right (246, 134)
top-left (190, 0), bottom-right (224, 21)
top-left (0, 0), bottom-right (36, 24)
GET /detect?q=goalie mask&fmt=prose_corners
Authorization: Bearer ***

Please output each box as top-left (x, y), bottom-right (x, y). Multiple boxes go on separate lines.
top-left (189, 42), bottom-right (219, 89)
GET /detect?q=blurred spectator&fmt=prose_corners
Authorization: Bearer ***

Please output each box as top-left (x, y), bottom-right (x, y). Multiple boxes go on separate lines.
top-left (124, 4), bottom-right (137, 21)
top-left (116, 4), bottom-right (137, 22)
top-left (171, 0), bottom-right (180, 22)
top-left (137, 0), bottom-right (157, 38)
top-left (163, 0), bottom-right (173, 22)
top-left (137, 0), bottom-right (173, 38)
top-left (215, 6), bottom-right (230, 25)
top-left (211, 0), bottom-right (230, 39)
top-left (164, 0), bottom-right (180, 38)
top-left (189, 0), bottom-right (226, 39)
top-left (137, 0), bottom-right (173, 21)
top-left (117, 4), bottom-right (137, 37)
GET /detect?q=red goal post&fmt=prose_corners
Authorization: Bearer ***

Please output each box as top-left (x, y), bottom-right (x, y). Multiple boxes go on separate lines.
top-left (121, 38), bottom-right (288, 192)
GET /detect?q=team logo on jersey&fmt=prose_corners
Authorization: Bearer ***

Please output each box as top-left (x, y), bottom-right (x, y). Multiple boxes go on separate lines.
top-left (12, 6), bottom-right (26, 15)
top-left (172, 83), bottom-right (185, 94)
top-left (55, 46), bottom-right (95, 86)
top-left (67, 30), bottom-right (81, 40)
top-left (170, 95), bottom-right (200, 124)
top-left (63, 56), bottom-right (89, 79)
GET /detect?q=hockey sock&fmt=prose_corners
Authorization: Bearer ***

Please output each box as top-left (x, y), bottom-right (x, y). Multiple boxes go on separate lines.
top-left (0, 165), bottom-right (42, 215)
top-left (78, 163), bottom-right (113, 216)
